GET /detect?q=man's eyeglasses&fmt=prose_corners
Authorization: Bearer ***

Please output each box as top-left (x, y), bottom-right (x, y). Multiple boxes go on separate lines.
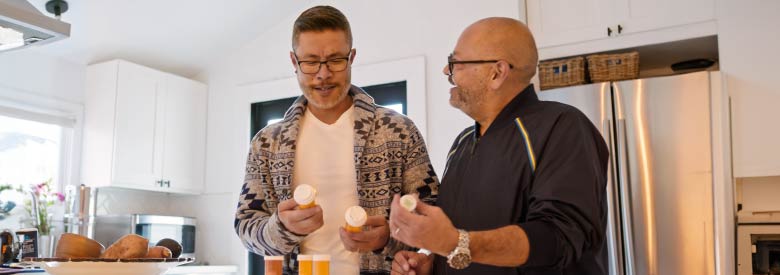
top-left (446, 54), bottom-right (514, 85)
top-left (294, 52), bottom-right (352, 74)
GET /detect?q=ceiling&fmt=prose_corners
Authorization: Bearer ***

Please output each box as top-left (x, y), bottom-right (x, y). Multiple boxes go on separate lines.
top-left (24, 0), bottom-right (313, 77)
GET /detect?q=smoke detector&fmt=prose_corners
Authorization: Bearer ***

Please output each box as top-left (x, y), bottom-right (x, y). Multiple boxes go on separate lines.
top-left (0, 0), bottom-right (70, 52)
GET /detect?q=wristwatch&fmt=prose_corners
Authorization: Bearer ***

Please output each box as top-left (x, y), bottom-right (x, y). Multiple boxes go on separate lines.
top-left (446, 229), bottom-right (472, 269)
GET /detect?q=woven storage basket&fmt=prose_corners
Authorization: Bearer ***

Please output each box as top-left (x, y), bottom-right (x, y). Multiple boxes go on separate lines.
top-left (538, 56), bottom-right (586, 90)
top-left (586, 52), bottom-right (639, 82)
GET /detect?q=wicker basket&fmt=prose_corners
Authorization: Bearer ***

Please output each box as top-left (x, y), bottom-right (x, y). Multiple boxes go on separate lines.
top-left (538, 56), bottom-right (586, 90)
top-left (586, 52), bottom-right (639, 82)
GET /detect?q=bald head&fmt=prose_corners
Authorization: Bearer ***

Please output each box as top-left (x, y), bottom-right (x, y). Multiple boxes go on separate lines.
top-left (457, 17), bottom-right (538, 84)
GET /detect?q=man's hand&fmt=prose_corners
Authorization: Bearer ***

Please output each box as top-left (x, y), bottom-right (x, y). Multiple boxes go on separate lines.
top-left (389, 194), bottom-right (459, 256)
top-left (339, 215), bottom-right (390, 252)
top-left (277, 199), bottom-right (324, 235)
top-left (391, 251), bottom-right (433, 275)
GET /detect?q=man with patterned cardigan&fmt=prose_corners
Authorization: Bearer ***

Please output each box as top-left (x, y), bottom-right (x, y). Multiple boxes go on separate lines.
top-left (234, 5), bottom-right (439, 275)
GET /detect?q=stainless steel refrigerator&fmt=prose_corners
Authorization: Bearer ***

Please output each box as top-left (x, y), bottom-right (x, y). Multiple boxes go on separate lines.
top-left (537, 71), bottom-right (717, 275)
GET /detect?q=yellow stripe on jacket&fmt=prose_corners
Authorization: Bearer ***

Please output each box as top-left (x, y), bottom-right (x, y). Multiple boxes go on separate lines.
top-left (514, 117), bottom-right (537, 172)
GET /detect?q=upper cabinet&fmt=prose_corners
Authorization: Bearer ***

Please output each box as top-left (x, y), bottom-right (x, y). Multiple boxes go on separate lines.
top-left (82, 60), bottom-right (207, 194)
top-left (526, 0), bottom-right (615, 48)
top-left (527, 0), bottom-right (716, 58)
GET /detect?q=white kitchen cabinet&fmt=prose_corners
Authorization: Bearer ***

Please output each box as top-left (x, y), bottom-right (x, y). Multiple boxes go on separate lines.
top-left (527, 0), bottom-right (715, 49)
top-left (161, 75), bottom-right (208, 194)
top-left (82, 60), bottom-right (207, 194)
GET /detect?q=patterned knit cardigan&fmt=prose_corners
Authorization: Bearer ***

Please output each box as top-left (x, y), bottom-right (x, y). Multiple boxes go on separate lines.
top-left (235, 85), bottom-right (439, 274)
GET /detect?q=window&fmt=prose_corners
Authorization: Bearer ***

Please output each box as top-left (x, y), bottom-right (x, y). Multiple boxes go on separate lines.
top-left (0, 114), bottom-right (71, 200)
top-left (250, 97), bottom-right (298, 139)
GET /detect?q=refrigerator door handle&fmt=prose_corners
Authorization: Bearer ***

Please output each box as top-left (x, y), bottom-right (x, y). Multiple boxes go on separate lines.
top-left (616, 118), bottom-right (636, 275)
top-left (604, 119), bottom-right (625, 275)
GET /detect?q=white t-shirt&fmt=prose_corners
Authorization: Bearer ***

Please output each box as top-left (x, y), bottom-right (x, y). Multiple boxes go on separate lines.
top-left (293, 106), bottom-right (360, 275)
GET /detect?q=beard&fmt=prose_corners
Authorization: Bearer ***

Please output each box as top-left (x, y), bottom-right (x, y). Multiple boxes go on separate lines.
top-left (301, 82), bottom-right (350, 110)
top-left (449, 84), bottom-right (487, 117)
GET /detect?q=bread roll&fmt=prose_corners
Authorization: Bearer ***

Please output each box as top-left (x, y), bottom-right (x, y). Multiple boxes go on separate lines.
top-left (54, 233), bottom-right (105, 258)
top-left (100, 234), bottom-right (149, 259)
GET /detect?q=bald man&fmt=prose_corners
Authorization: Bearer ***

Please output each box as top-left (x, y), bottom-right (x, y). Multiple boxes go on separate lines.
top-left (389, 17), bottom-right (609, 275)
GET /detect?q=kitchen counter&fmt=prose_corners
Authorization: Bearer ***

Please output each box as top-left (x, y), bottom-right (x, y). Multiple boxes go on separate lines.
top-left (11, 265), bottom-right (238, 275)
top-left (166, 265), bottom-right (238, 274)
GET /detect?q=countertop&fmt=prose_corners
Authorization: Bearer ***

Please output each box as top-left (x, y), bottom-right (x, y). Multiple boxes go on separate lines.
top-left (3, 265), bottom-right (238, 275)
top-left (167, 265), bottom-right (238, 274)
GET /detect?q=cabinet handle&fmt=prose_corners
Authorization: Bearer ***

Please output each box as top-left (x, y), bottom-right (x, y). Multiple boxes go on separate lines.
top-left (155, 180), bottom-right (162, 187)
top-left (607, 27), bottom-right (613, 36)
top-left (618, 24), bottom-right (623, 34)
top-left (163, 180), bottom-right (171, 188)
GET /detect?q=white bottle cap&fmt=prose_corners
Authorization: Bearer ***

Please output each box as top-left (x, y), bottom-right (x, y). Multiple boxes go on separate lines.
top-left (264, 255), bottom-right (284, 261)
top-left (344, 206), bottom-right (367, 227)
top-left (313, 254), bottom-right (331, 261)
top-left (294, 184), bottom-right (316, 205)
top-left (400, 194), bottom-right (418, 212)
top-left (297, 254), bottom-right (313, 261)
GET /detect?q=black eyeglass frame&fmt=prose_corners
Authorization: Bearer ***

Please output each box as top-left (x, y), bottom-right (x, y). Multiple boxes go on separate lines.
top-left (446, 54), bottom-right (514, 85)
top-left (293, 51), bottom-right (354, 74)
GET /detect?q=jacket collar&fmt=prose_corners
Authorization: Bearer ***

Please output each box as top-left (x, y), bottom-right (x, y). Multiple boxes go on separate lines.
top-left (475, 84), bottom-right (538, 138)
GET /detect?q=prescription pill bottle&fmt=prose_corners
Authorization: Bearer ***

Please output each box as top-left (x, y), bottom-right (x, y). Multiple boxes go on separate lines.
top-left (294, 184), bottom-right (317, 209)
top-left (264, 255), bottom-right (284, 275)
top-left (313, 254), bottom-right (330, 275)
top-left (344, 206), bottom-right (367, 233)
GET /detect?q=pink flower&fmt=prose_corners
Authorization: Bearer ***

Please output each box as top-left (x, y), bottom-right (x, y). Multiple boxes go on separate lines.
top-left (55, 192), bottom-right (65, 202)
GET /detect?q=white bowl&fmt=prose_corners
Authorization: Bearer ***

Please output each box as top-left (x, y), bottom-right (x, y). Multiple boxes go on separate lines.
top-left (27, 258), bottom-right (193, 275)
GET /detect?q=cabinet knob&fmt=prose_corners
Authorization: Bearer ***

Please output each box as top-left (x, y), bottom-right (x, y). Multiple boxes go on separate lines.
top-left (155, 180), bottom-right (162, 187)
top-left (618, 24), bottom-right (623, 34)
top-left (163, 180), bottom-right (171, 188)
top-left (607, 27), bottom-right (613, 36)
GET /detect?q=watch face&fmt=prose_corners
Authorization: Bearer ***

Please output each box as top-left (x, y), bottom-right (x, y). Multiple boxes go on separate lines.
top-left (448, 248), bottom-right (472, 270)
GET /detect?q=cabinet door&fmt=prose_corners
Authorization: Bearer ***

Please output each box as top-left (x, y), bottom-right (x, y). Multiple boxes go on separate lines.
top-left (112, 62), bottom-right (166, 189)
top-left (615, 0), bottom-right (715, 35)
top-left (161, 76), bottom-right (207, 194)
top-left (527, 0), bottom-right (618, 48)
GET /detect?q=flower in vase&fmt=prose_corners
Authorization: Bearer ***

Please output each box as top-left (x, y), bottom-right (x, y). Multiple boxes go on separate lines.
top-left (16, 179), bottom-right (64, 235)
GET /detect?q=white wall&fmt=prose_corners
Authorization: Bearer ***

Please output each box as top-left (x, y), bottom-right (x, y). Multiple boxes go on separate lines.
top-left (0, 49), bottom-right (85, 103)
top-left (190, 0), bottom-right (523, 272)
top-left (717, 0), bottom-right (780, 178)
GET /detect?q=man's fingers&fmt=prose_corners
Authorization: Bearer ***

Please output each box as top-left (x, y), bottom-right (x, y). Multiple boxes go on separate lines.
top-left (408, 257), bottom-right (418, 268)
top-left (344, 231), bottom-right (372, 243)
top-left (393, 251), bottom-right (412, 271)
top-left (283, 205), bottom-right (323, 223)
top-left (390, 195), bottom-right (415, 228)
top-left (364, 215), bottom-right (388, 226)
top-left (391, 260), bottom-right (409, 275)
top-left (338, 227), bottom-right (358, 251)
top-left (346, 225), bottom-right (385, 242)
top-left (277, 199), bottom-right (298, 212)
top-left (412, 200), bottom-right (437, 216)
